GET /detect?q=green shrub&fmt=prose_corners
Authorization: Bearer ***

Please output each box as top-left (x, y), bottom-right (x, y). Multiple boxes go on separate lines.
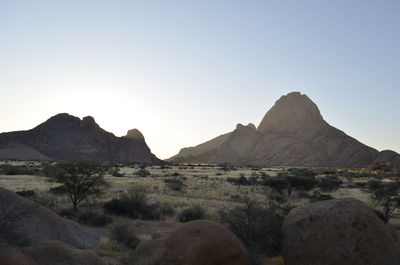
top-left (103, 190), bottom-right (172, 220)
top-left (177, 206), bottom-right (206, 222)
top-left (59, 208), bottom-right (76, 218)
top-left (318, 176), bottom-right (342, 192)
top-left (219, 200), bottom-right (290, 257)
top-left (111, 167), bottom-right (125, 177)
top-left (110, 224), bottom-right (140, 249)
top-left (164, 178), bottom-right (185, 191)
top-left (0, 164), bottom-right (37, 175)
top-left (306, 191), bottom-right (334, 202)
top-left (16, 190), bottom-right (36, 197)
top-left (227, 174), bottom-right (253, 186)
top-left (49, 185), bottom-right (68, 194)
top-left (135, 169), bottom-right (150, 177)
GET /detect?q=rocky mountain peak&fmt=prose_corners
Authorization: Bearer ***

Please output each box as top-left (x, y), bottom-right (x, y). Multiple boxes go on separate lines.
top-left (125, 129), bottom-right (145, 141)
top-left (235, 123), bottom-right (256, 131)
top-left (257, 92), bottom-right (324, 132)
top-left (34, 113), bottom-right (81, 131)
top-left (81, 116), bottom-right (100, 129)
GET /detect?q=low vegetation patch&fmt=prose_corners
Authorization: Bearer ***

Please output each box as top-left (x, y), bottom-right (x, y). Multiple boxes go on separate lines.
top-left (103, 190), bottom-right (173, 220)
top-left (177, 205), bottom-right (206, 222)
top-left (110, 224), bottom-right (140, 249)
top-left (77, 210), bottom-right (113, 226)
top-left (219, 200), bottom-right (291, 257)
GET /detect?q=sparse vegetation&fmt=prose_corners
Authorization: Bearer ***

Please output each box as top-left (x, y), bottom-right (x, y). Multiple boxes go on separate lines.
top-left (318, 176), bottom-right (342, 192)
top-left (110, 224), bottom-right (140, 249)
top-left (164, 177), bottom-right (185, 191)
top-left (177, 205), bottom-right (206, 222)
top-left (77, 210), bottom-right (113, 226)
top-left (368, 180), bottom-right (400, 223)
top-left (219, 199), bottom-right (291, 257)
top-left (44, 160), bottom-right (110, 211)
top-left (0, 161), bottom-right (394, 263)
top-left (135, 168), bottom-right (151, 177)
top-left (103, 189), bottom-right (172, 220)
top-left (0, 164), bottom-right (38, 175)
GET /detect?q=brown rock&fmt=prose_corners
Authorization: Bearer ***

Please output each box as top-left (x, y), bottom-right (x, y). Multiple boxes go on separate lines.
top-left (282, 198), bottom-right (400, 265)
top-left (0, 240), bottom-right (107, 265)
top-left (153, 220), bottom-right (250, 265)
top-left (0, 187), bottom-right (102, 248)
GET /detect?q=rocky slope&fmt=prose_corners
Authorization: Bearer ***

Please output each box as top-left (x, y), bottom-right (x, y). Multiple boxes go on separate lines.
top-left (0, 187), bottom-right (102, 248)
top-left (170, 92), bottom-right (400, 168)
top-left (0, 113), bottom-right (161, 164)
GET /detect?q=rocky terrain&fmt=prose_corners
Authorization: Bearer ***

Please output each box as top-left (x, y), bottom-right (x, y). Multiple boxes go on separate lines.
top-left (0, 113), bottom-right (161, 164)
top-left (170, 92), bottom-right (400, 168)
top-left (283, 198), bottom-right (400, 265)
top-left (0, 187), bottom-right (102, 248)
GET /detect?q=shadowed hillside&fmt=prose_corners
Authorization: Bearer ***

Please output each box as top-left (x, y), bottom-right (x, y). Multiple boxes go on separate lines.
top-left (0, 113), bottom-right (161, 164)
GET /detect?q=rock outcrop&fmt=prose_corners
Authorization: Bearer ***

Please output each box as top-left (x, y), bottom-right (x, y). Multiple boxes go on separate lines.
top-left (170, 92), bottom-right (400, 168)
top-left (0, 113), bottom-right (161, 164)
top-left (0, 240), bottom-right (107, 265)
top-left (152, 220), bottom-right (250, 265)
top-left (282, 198), bottom-right (400, 265)
top-left (0, 187), bottom-right (102, 248)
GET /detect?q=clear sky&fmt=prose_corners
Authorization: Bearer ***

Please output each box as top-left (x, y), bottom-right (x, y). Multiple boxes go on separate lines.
top-left (0, 0), bottom-right (399, 159)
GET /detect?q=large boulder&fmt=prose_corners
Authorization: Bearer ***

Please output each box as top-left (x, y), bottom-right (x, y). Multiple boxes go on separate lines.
top-left (0, 240), bottom-right (107, 265)
top-left (153, 220), bottom-right (250, 265)
top-left (282, 198), bottom-right (400, 265)
top-left (128, 239), bottom-right (162, 265)
top-left (0, 188), bottom-right (102, 248)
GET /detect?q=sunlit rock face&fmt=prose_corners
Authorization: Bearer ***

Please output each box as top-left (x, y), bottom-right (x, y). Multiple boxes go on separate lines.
top-left (257, 91), bottom-right (324, 133)
top-left (0, 113), bottom-right (161, 164)
top-left (170, 92), bottom-right (400, 168)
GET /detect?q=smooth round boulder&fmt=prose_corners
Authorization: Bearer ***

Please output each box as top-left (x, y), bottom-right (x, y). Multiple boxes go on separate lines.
top-left (153, 220), bottom-right (250, 265)
top-left (283, 198), bottom-right (400, 265)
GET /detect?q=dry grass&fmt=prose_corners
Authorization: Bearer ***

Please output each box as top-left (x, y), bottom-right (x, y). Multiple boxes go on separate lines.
top-left (1, 160), bottom-right (396, 263)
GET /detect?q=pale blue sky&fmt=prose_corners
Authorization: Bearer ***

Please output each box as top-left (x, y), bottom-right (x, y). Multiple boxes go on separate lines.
top-left (0, 0), bottom-right (399, 159)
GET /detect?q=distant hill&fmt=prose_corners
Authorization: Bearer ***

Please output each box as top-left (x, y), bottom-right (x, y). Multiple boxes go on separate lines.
top-left (0, 113), bottom-right (161, 164)
top-left (170, 92), bottom-right (400, 169)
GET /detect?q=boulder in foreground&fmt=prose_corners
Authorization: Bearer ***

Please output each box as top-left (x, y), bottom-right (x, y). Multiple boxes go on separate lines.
top-left (153, 219), bottom-right (250, 265)
top-left (0, 240), bottom-right (107, 265)
top-left (0, 187), bottom-right (102, 248)
top-left (282, 198), bottom-right (400, 265)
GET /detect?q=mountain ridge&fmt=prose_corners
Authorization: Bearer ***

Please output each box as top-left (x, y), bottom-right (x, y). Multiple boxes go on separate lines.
top-left (170, 92), bottom-right (400, 169)
top-left (0, 113), bottom-right (161, 164)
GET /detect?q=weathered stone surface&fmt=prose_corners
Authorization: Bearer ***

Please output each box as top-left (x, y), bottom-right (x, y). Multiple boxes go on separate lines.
top-left (282, 198), bottom-right (400, 265)
top-left (0, 113), bottom-right (161, 164)
top-left (0, 187), bottom-right (102, 248)
top-left (153, 220), bottom-right (250, 265)
top-left (170, 92), bottom-right (400, 168)
top-left (128, 239), bottom-right (162, 265)
top-left (0, 240), bottom-right (107, 265)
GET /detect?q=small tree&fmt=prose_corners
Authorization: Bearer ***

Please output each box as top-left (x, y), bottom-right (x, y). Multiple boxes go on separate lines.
top-left (45, 160), bottom-right (110, 211)
top-left (368, 180), bottom-right (400, 223)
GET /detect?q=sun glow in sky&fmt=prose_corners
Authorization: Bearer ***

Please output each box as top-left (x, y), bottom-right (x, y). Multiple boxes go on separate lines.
top-left (0, 0), bottom-right (399, 159)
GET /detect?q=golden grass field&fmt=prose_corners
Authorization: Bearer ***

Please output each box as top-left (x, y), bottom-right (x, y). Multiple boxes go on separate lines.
top-left (0, 160), bottom-right (398, 265)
